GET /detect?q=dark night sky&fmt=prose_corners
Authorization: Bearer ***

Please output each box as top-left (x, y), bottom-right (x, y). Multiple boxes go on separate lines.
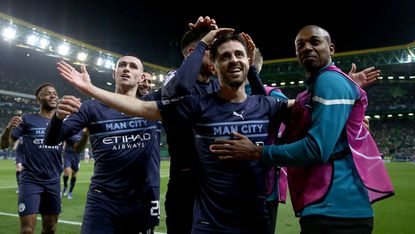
top-left (1, 0), bottom-right (415, 68)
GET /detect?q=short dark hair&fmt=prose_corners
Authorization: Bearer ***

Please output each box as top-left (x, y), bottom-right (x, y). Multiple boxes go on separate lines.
top-left (209, 33), bottom-right (247, 63)
top-left (181, 26), bottom-right (212, 53)
top-left (35, 83), bottom-right (55, 97)
top-left (117, 53), bottom-right (144, 69)
top-left (120, 52), bottom-right (139, 59)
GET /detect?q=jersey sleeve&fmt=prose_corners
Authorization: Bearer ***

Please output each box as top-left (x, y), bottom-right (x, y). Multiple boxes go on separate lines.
top-left (45, 101), bottom-right (90, 145)
top-left (161, 41), bottom-right (208, 100)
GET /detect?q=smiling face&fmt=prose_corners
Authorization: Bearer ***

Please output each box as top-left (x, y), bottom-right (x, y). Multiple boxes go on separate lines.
top-left (137, 72), bottom-right (153, 96)
top-left (295, 25), bottom-right (334, 74)
top-left (210, 34), bottom-right (249, 89)
top-left (36, 85), bottom-right (58, 111)
top-left (113, 55), bottom-right (144, 89)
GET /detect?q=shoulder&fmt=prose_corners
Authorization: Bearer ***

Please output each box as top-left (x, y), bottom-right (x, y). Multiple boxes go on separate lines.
top-left (315, 70), bottom-right (358, 98)
top-left (80, 99), bottom-right (103, 110)
top-left (162, 70), bottom-right (177, 86)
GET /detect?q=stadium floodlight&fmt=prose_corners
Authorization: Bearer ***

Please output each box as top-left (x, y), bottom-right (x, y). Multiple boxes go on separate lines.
top-left (26, 33), bottom-right (39, 46)
top-left (2, 26), bottom-right (17, 40)
top-left (96, 57), bottom-right (103, 66)
top-left (38, 37), bottom-right (49, 49)
top-left (58, 43), bottom-right (70, 56)
top-left (104, 59), bottom-right (114, 69)
top-left (158, 74), bottom-right (164, 82)
top-left (77, 52), bottom-right (88, 61)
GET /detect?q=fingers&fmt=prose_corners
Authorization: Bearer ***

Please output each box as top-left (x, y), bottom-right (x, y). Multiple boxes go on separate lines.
top-left (209, 147), bottom-right (230, 155)
top-left (57, 68), bottom-right (73, 82)
top-left (59, 96), bottom-right (81, 108)
top-left (57, 62), bottom-right (74, 81)
top-left (57, 61), bottom-right (73, 73)
top-left (348, 63), bottom-right (356, 75)
top-left (56, 96), bottom-right (82, 119)
top-left (361, 66), bottom-right (375, 73)
top-left (364, 68), bottom-right (380, 86)
top-left (189, 16), bottom-right (218, 30)
top-left (213, 138), bottom-right (233, 144)
top-left (8, 116), bottom-right (22, 129)
top-left (231, 131), bottom-right (246, 139)
top-left (218, 156), bottom-right (236, 160)
top-left (80, 64), bottom-right (88, 74)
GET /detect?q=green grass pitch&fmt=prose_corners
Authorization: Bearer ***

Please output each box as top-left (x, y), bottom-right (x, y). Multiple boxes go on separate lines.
top-left (0, 160), bottom-right (413, 233)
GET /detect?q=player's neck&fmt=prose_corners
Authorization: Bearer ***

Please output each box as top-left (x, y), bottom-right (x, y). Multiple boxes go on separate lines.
top-left (38, 109), bottom-right (55, 119)
top-left (115, 86), bottom-right (137, 97)
top-left (218, 86), bottom-right (247, 103)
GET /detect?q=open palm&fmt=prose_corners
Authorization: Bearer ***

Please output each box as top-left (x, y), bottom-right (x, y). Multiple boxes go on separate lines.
top-left (57, 61), bottom-right (93, 95)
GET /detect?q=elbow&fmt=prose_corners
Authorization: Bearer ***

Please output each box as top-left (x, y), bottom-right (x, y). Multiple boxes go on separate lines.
top-left (304, 135), bottom-right (327, 164)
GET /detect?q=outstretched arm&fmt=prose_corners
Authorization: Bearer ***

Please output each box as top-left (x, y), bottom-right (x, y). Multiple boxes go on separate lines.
top-left (162, 28), bottom-right (234, 99)
top-left (56, 61), bottom-right (162, 121)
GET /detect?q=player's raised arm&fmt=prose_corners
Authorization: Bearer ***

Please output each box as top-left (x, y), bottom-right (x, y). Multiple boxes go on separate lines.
top-left (56, 61), bottom-right (162, 121)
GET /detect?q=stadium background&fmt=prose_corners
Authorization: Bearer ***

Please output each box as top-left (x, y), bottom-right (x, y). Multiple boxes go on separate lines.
top-left (0, 10), bottom-right (414, 234)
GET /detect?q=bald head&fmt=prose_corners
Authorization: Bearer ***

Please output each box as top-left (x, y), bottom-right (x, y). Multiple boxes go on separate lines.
top-left (296, 25), bottom-right (331, 44)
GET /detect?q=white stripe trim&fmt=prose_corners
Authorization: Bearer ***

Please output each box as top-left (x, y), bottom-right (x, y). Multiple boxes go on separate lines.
top-left (0, 185), bottom-right (17, 189)
top-left (0, 211), bottom-right (82, 225)
top-left (349, 145), bottom-right (383, 160)
top-left (0, 211), bottom-right (166, 233)
top-left (313, 96), bottom-right (355, 105)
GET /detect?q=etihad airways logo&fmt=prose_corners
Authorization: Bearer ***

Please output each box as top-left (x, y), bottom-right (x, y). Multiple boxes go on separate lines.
top-left (102, 133), bottom-right (152, 150)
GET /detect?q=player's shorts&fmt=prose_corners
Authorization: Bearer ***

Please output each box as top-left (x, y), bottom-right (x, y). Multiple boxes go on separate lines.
top-left (165, 169), bottom-right (197, 234)
top-left (17, 179), bottom-right (61, 216)
top-left (81, 186), bottom-right (160, 234)
top-left (63, 155), bottom-right (80, 172)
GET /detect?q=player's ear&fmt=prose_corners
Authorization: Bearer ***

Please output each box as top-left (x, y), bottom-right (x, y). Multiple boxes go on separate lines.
top-left (209, 64), bottom-right (217, 75)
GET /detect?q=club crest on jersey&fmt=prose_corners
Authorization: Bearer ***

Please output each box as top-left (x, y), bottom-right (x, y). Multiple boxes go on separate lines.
top-left (232, 111), bottom-right (244, 120)
top-left (18, 203), bottom-right (26, 213)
